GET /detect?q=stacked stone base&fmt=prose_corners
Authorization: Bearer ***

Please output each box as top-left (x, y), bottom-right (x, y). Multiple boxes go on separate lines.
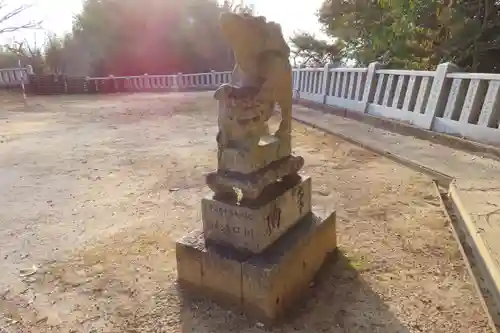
top-left (176, 209), bottom-right (336, 323)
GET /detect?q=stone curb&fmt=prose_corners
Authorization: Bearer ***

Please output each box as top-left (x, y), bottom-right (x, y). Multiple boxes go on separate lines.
top-left (291, 105), bottom-right (500, 332)
top-left (295, 99), bottom-right (500, 161)
top-left (291, 113), bottom-right (453, 188)
top-left (432, 181), bottom-right (499, 332)
top-left (448, 183), bottom-right (500, 331)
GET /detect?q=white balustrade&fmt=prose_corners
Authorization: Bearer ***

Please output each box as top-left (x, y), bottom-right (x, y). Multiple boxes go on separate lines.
top-left (0, 67), bottom-right (30, 87)
top-left (366, 70), bottom-right (435, 127)
top-left (289, 62), bottom-right (500, 146)
top-left (5, 61), bottom-right (500, 147)
top-left (431, 72), bottom-right (500, 146)
top-left (321, 68), bottom-right (367, 112)
top-left (293, 68), bottom-right (324, 103)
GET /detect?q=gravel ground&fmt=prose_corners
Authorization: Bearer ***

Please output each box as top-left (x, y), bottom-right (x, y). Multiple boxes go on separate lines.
top-left (0, 92), bottom-right (491, 332)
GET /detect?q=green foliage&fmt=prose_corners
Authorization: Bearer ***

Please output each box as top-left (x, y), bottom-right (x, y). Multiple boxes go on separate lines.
top-left (292, 0), bottom-right (500, 72)
top-left (289, 32), bottom-right (343, 67)
top-left (0, 47), bottom-right (19, 68)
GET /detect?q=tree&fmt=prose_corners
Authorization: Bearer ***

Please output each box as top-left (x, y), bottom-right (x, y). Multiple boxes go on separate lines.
top-left (0, 1), bottom-right (43, 73)
top-left (0, 45), bottom-right (19, 68)
top-left (43, 0), bottom-right (255, 76)
top-left (290, 32), bottom-right (342, 67)
top-left (313, 0), bottom-right (500, 72)
top-left (3, 40), bottom-right (45, 74)
top-left (43, 34), bottom-right (67, 74)
top-left (445, 0), bottom-right (500, 72)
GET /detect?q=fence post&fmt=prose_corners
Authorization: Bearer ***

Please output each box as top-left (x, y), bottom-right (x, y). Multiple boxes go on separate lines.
top-left (292, 68), bottom-right (299, 100)
top-left (17, 60), bottom-right (27, 101)
top-left (211, 70), bottom-right (217, 88)
top-left (423, 62), bottom-right (459, 129)
top-left (321, 63), bottom-right (332, 104)
top-left (174, 73), bottom-right (182, 91)
top-left (64, 75), bottom-right (68, 94)
top-left (84, 76), bottom-right (90, 93)
top-left (296, 64), bottom-right (307, 100)
top-left (109, 75), bottom-right (117, 93)
top-left (144, 73), bottom-right (151, 90)
top-left (124, 78), bottom-right (130, 92)
top-left (361, 61), bottom-right (382, 113)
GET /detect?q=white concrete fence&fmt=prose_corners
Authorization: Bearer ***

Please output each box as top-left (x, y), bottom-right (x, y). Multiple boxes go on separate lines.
top-left (96, 63), bottom-right (500, 147)
top-left (105, 63), bottom-right (500, 147)
top-left (0, 66), bottom-right (33, 88)
top-left (6, 62), bottom-right (500, 146)
top-left (292, 62), bottom-right (500, 147)
top-left (89, 71), bottom-right (232, 91)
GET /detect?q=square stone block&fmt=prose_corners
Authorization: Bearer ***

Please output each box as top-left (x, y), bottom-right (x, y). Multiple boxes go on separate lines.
top-left (202, 176), bottom-right (312, 254)
top-left (176, 230), bottom-right (248, 308)
top-left (220, 135), bottom-right (291, 174)
top-left (175, 210), bottom-right (337, 324)
top-left (242, 211), bottom-right (337, 322)
top-left (176, 230), bottom-right (205, 286)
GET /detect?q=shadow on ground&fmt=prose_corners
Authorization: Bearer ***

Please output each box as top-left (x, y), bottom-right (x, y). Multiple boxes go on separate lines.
top-left (171, 250), bottom-right (410, 333)
top-left (0, 93), bottom-right (487, 332)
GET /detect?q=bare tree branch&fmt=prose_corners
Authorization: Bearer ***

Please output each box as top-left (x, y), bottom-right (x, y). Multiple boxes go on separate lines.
top-left (0, 1), bottom-right (41, 35)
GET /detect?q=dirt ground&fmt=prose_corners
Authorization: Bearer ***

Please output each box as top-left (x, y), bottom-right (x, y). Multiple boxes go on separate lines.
top-left (0, 92), bottom-right (491, 333)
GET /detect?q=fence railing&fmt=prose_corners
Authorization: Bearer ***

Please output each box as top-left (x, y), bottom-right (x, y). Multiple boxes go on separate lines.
top-left (7, 61), bottom-right (500, 146)
top-left (0, 66), bottom-right (33, 88)
top-left (293, 62), bottom-right (500, 147)
top-left (27, 71), bottom-right (232, 95)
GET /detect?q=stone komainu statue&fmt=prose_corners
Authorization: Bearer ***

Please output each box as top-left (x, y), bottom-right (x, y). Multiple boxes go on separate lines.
top-left (208, 12), bottom-right (302, 201)
top-left (216, 12), bottom-right (293, 146)
top-left (176, 15), bottom-right (336, 326)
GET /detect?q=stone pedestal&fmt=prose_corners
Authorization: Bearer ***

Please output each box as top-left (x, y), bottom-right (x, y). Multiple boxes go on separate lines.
top-left (206, 155), bottom-right (304, 200)
top-left (176, 172), bottom-right (337, 323)
top-left (202, 176), bottom-right (312, 253)
top-left (219, 135), bottom-right (291, 173)
top-left (175, 11), bottom-right (337, 324)
top-left (176, 210), bottom-right (336, 323)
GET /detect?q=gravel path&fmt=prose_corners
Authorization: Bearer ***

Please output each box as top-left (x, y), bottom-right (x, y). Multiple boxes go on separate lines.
top-left (0, 92), bottom-right (491, 332)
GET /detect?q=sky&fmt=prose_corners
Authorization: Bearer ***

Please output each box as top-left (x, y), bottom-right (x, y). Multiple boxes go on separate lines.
top-left (0, 0), bottom-right (327, 46)
top-left (249, 0), bottom-right (327, 41)
top-left (0, 0), bottom-right (82, 45)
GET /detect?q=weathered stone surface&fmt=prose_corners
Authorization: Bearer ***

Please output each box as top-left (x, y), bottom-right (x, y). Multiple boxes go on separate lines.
top-left (200, 244), bottom-right (246, 308)
top-left (214, 84), bottom-right (275, 151)
top-left (206, 155), bottom-right (304, 200)
top-left (176, 12), bottom-right (337, 325)
top-left (212, 12), bottom-right (294, 176)
top-left (176, 230), bottom-right (248, 308)
top-left (175, 230), bottom-right (205, 286)
top-left (242, 211), bottom-right (337, 322)
top-left (175, 210), bottom-right (337, 324)
top-left (219, 12), bottom-right (293, 139)
top-left (202, 176), bottom-right (312, 254)
top-left (219, 135), bottom-right (291, 174)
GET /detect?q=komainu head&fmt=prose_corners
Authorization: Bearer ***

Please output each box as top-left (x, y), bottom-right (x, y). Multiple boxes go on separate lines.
top-left (263, 21), bottom-right (290, 58)
top-left (220, 12), bottom-right (289, 71)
